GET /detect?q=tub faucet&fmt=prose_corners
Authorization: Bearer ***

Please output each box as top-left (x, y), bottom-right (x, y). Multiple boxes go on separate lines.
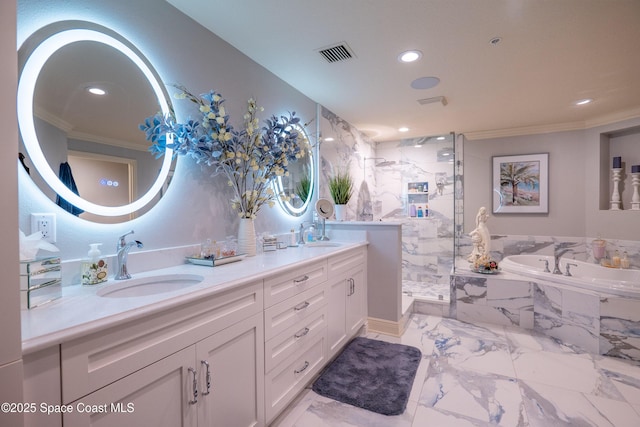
top-left (115, 230), bottom-right (144, 280)
top-left (553, 249), bottom-right (570, 275)
top-left (539, 258), bottom-right (551, 273)
top-left (564, 263), bottom-right (578, 277)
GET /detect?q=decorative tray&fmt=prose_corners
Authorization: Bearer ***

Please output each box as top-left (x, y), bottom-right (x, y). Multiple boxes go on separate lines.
top-left (471, 267), bottom-right (500, 275)
top-left (185, 254), bottom-right (246, 267)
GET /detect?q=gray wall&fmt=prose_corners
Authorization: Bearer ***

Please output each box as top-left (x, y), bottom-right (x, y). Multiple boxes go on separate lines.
top-left (463, 117), bottom-right (640, 241)
top-left (1, 2), bottom-right (24, 425)
top-left (18, 0), bottom-right (317, 260)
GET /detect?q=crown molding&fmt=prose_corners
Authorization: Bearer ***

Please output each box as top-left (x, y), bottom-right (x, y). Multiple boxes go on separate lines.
top-left (464, 108), bottom-right (640, 141)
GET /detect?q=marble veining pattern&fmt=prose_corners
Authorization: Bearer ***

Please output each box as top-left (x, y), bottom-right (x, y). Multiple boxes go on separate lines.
top-left (272, 314), bottom-right (640, 426)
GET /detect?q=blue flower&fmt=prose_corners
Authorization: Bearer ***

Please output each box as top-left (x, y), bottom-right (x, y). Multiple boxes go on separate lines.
top-left (139, 85), bottom-right (304, 218)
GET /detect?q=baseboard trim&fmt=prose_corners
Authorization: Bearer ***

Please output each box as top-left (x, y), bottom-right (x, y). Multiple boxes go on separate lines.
top-left (367, 316), bottom-right (405, 337)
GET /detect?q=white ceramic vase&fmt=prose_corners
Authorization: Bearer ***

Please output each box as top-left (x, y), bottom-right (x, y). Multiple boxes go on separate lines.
top-left (237, 218), bottom-right (256, 256)
top-left (334, 204), bottom-right (347, 221)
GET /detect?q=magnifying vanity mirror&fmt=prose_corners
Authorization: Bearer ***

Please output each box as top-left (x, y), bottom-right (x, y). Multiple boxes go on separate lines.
top-left (17, 22), bottom-right (174, 223)
top-left (273, 123), bottom-right (314, 217)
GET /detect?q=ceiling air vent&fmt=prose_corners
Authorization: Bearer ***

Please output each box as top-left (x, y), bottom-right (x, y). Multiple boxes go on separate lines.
top-left (318, 43), bottom-right (355, 63)
top-left (417, 96), bottom-right (448, 106)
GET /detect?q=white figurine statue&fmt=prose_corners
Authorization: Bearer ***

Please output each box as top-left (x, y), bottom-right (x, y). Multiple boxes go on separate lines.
top-left (467, 207), bottom-right (491, 262)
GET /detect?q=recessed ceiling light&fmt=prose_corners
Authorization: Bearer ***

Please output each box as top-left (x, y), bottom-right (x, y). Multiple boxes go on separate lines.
top-left (575, 98), bottom-right (593, 105)
top-left (398, 127), bottom-right (409, 132)
top-left (324, 137), bottom-right (334, 142)
top-left (414, 144), bottom-right (422, 148)
top-left (87, 87), bottom-right (106, 95)
top-left (398, 50), bottom-right (422, 63)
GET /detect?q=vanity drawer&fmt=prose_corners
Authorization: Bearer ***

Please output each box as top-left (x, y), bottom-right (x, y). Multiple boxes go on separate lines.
top-left (264, 285), bottom-right (326, 341)
top-left (264, 260), bottom-right (327, 307)
top-left (61, 281), bottom-right (263, 404)
top-left (265, 304), bottom-right (327, 373)
top-left (265, 333), bottom-right (326, 423)
top-left (328, 247), bottom-right (366, 276)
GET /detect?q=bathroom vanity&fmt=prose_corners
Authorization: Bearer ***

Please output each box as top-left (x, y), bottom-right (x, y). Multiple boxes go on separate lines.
top-left (21, 243), bottom-right (367, 427)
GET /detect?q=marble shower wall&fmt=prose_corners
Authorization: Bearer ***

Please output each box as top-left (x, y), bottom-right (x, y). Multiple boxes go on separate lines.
top-left (319, 107), bottom-right (376, 221)
top-left (375, 135), bottom-right (455, 288)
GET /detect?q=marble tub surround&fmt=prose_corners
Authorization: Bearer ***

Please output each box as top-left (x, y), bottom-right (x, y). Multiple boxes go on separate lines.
top-left (272, 314), bottom-right (640, 427)
top-left (453, 267), bottom-right (640, 362)
top-left (457, 234), bottom-right (640, 269)
top-left (20, 241), bottom-right (366, 354)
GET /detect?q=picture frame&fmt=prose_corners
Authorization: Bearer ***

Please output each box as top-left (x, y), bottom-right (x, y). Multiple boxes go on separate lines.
top-left (492, 153), bottom-right (548, 214)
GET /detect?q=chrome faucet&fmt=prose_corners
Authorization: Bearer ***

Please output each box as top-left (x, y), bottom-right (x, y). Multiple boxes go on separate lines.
top-left (115, 230), bottom-right (143, 280)
top-left (553, 249), bottom-right (570, 275)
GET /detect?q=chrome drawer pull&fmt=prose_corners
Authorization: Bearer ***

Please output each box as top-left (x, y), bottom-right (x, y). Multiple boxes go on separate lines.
top-left (188, 367), bottom-right (198, 405)
top-left (294, 301), bottom-right (310, 311)
top-left (294, 327), bottom-right (310, 339)
top-left (294, 361), bottom-right (310, 374)
top-left (293, 275), bottom-right (309, 283)
top-left (201, 360), bottom-right (211, 396)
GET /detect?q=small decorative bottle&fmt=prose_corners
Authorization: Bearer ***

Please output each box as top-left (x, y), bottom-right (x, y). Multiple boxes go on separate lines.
top-left (81, 243), bottom-right (108, 285)
top-left (611, 250), bottom-right (621, 268)
top-left (620, 251), bottom-right (630, 269)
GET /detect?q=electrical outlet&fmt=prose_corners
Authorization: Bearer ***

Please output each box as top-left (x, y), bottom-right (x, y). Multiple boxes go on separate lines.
top-left (31, 213), bottom-right (57, 243)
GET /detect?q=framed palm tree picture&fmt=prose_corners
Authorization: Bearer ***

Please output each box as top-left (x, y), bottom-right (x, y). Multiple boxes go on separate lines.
top-left (492, 153), bottom-right (549, 214)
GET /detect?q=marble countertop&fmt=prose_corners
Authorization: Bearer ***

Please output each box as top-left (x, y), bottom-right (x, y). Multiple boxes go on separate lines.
top-left (21, 241), bottom-right (366, 355)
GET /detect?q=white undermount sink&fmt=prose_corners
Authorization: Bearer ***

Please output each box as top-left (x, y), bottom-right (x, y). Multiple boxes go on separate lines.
top-left (97, 274), bottom-right (205, 298)
top-left (305, 241), bottom-right (342, 247)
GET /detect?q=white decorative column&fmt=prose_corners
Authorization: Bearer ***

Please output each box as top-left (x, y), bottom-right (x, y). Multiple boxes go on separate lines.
top-left (631, 173), bottom-right (640, 210)
top-left (610, 168), bottom-right (622, 210)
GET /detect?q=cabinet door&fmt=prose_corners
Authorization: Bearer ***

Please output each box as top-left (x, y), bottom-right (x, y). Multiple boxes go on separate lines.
top-left (64, 347), bottom-right (197, 427)
top-left (196, 313), bottom-right (264, 427)
top-left (346, 266), bottom-right (366, 336)
top-left (326, 275), bottom-right (347, 359)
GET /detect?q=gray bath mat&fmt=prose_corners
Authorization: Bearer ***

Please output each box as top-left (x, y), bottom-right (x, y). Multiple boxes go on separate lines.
top-left (312, 337), bottom-right (422, 416)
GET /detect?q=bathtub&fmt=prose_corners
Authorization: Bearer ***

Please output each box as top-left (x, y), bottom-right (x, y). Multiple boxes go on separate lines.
top-left (500, 255), bottom-right (640, 297)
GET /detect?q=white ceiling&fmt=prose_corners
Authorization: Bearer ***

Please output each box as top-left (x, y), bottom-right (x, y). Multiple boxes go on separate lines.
top-left (167, 0), bottom-right (640, 142)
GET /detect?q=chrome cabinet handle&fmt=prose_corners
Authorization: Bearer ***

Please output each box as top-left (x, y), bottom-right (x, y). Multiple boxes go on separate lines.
top-left (294, 301), bottom-right (310, 311)
top-left (293, 275), bottom-right (309, 283)
top-left (201, 360), bottom-right (211, 396)
top-left (294, 361), bottom-right (309, 374)
top-left (294, 327), bottom-right (310, 339)
top-left (188, 367), bottom-right (198, 405)
top-left (347, 278), bottom-right (355, 296)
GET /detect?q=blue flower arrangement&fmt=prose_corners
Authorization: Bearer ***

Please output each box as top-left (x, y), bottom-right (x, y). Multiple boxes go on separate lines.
top-left (140, 85), bottom-right (303, 219)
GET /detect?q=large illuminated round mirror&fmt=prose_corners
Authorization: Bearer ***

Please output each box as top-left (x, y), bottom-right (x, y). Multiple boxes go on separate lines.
top-left (274, 124), bottom-right (314, 217)
top-left (17, 22), bottom-right (173, 223)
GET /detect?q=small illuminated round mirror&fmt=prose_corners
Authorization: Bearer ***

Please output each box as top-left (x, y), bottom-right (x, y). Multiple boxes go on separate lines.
top-left (274, 124), bottom-right (314, 217)
top-left (17, 23), bottom-right (173, 222)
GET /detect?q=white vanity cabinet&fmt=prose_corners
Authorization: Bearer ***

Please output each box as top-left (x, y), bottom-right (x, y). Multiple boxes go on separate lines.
top-left (22, 243), bottom-right (369, 427)
top-left (61, 282), bottom-right (264, 427)
top-left (327, 247), bottom-right (367, 359)
top-left (263, 261), bottom-right (329, 424)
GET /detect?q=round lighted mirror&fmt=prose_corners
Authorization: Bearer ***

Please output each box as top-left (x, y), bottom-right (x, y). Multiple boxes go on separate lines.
top-left (17, 23), bottom-right (173, 222)
top-left (274, 124), bottom-right (314, 217)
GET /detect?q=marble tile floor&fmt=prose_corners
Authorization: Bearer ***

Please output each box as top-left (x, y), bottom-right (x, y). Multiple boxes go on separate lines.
top-left (271, 314), bottom-right (640, 427)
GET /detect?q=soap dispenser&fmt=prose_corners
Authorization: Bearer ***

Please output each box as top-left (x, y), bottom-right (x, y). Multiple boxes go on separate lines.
top-left (81, 243), bottom-right (108, 285)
